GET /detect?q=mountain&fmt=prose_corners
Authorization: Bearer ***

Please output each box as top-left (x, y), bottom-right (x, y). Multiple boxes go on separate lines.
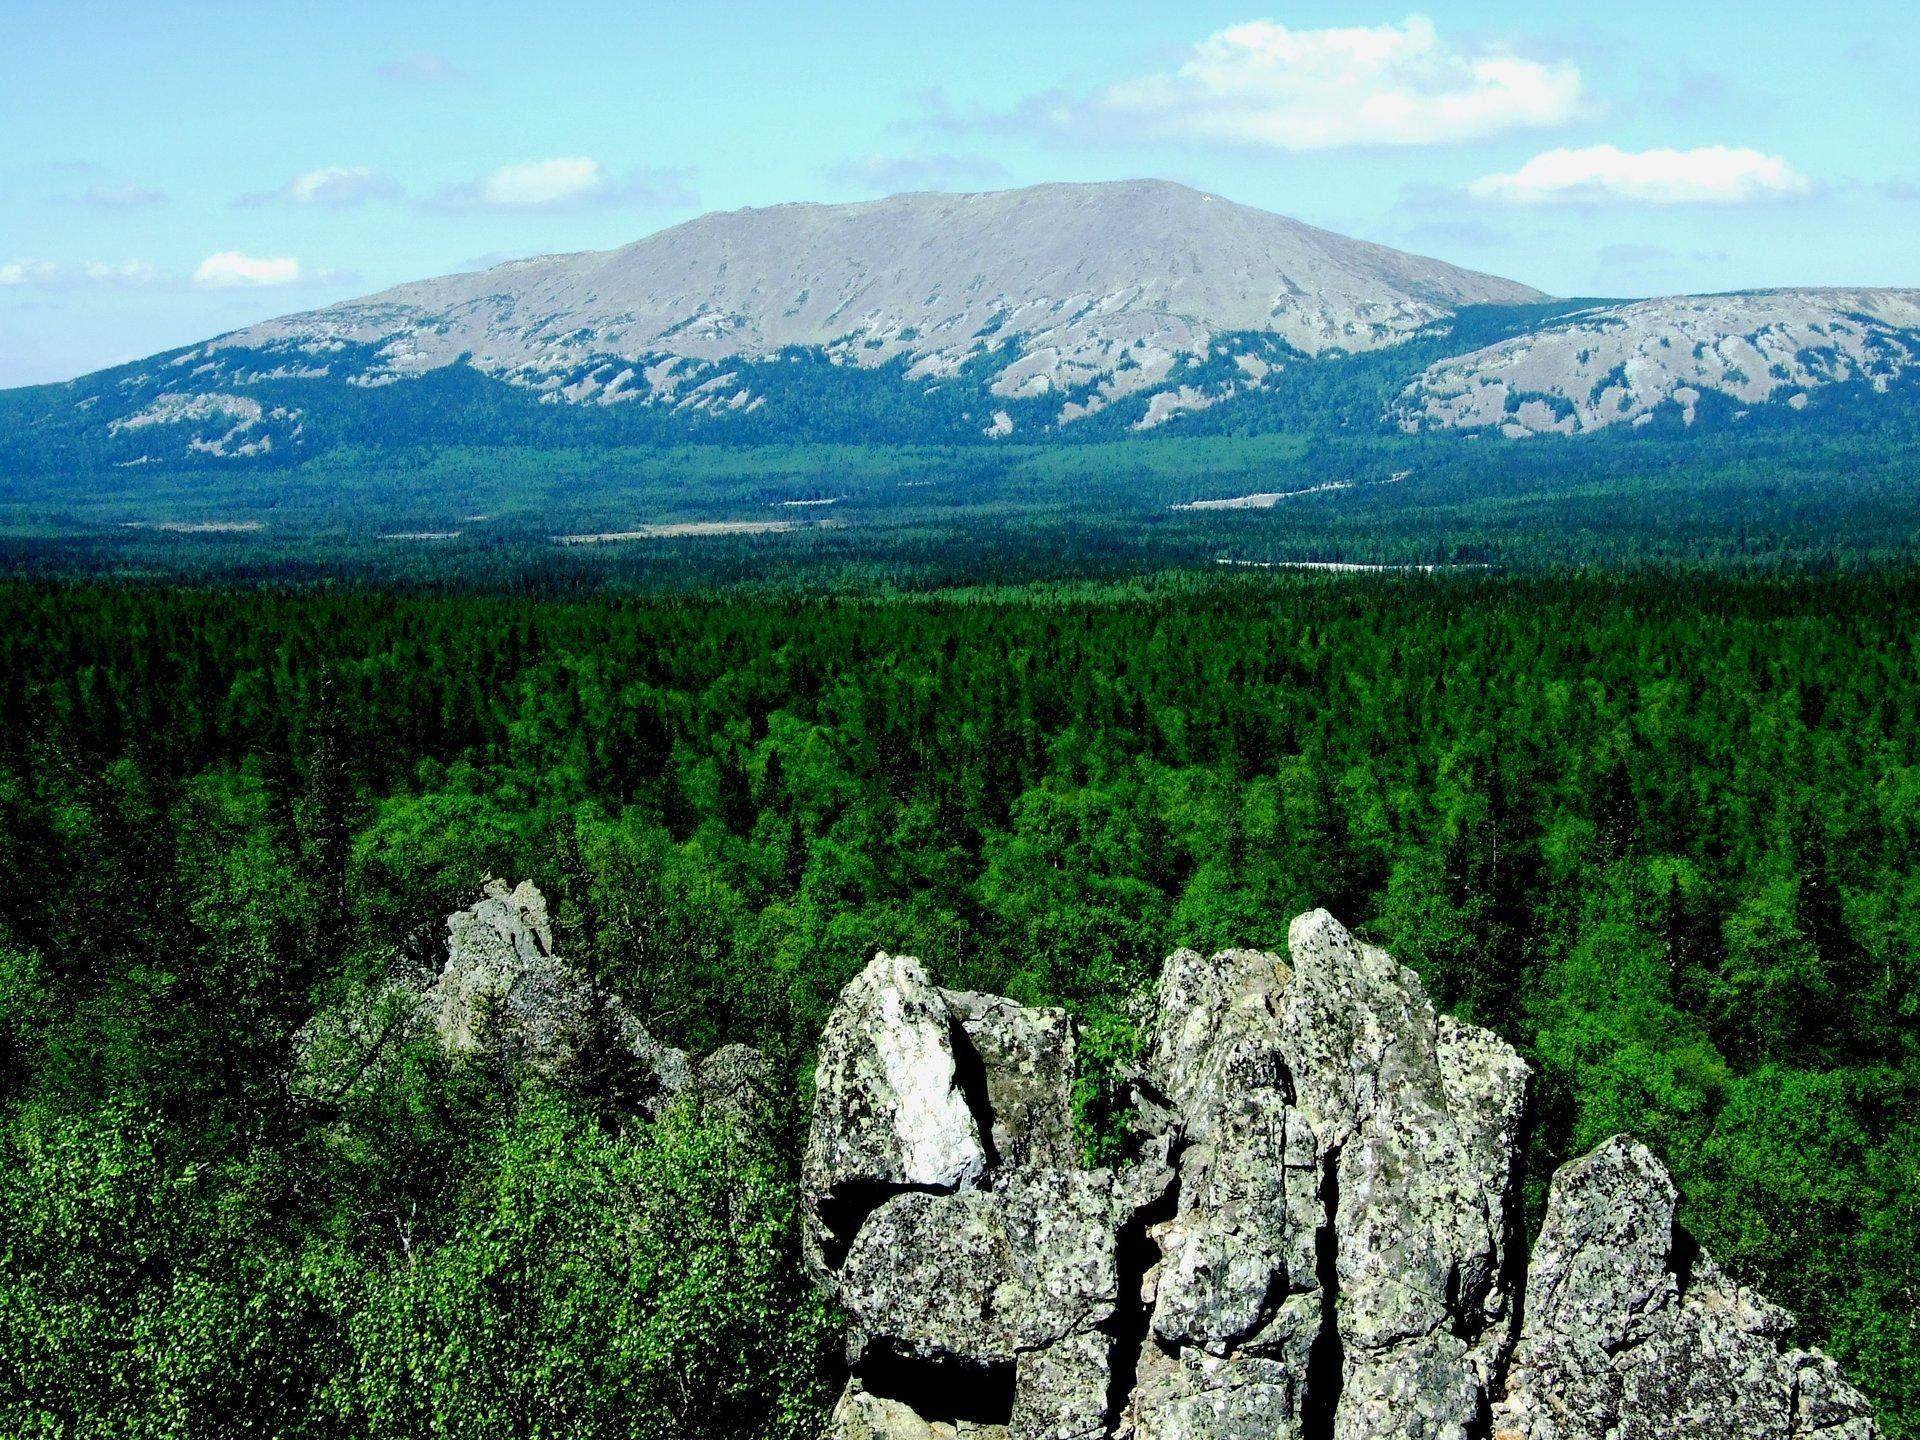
top-left (1401, 288), bottom-right (1920, 437)
top-left (238, 178), bottom-right (1540, 405)
top-left (3, 179), bottom-right (1918, 471)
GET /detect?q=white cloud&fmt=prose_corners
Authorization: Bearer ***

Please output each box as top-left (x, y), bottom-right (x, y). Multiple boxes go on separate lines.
top-left (1086, 15), bottom-right (1584, 150)
top-left (378, 51), bottom-right (465, 84)
top-left (480, 157), bottom-right (604, 207)
top-left (1, 259), bottom-right (169, 289)
top-left (1470, 145), bottom-right (1815, 205)
top-left (243, 165), bottom-right (402, 208)
top-left (1, 260), bottom-right (60, 286)
top-left (193, 252), bottom-right (304, 287)
top-left (823, 153), bottom-right (1010, 194)
top-left (430, 158), bottom-right (697, 212)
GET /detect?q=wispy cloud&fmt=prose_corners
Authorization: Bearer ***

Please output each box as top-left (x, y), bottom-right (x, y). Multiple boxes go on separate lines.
top-left (822, 153), bottom-right (1010, 194)
top-left (1470, 145), bottom-right (1815, 206)
top-left (378, 52), bottom-right (465, 84)
top-left (80, 182), bottom-right (169, 209)
top-left (82, 260), bottom-right (165, 285)
top-left (927, 17), bottom-right (1585, 152)
top-left (427, 158), bottom-right (696, 212)
top-left (2, 258), bottom-right (167, 289)
top-left (0, 260), bottom-right (62, 286)
top-left (241, 165), bottom-right (403, 209)
top-left (193, 252), bottom-right (307, 287)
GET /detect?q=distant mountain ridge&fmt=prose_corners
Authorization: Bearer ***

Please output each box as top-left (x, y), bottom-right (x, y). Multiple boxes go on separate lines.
top-left (4, 179), bottom-right (1919, 469)
top-left (1400, 288), bottom-right (1920, 438)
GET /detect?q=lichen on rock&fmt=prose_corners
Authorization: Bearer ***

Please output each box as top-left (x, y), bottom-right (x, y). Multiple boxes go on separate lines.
top-left (1493, 1135), bottom-right (1878, 1440)
top-left (802, 912), bottom-right (1880, 1440)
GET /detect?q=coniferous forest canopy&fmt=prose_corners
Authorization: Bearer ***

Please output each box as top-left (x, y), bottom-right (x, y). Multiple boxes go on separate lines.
top-left (0, 567), bottom-right (1915, 1437)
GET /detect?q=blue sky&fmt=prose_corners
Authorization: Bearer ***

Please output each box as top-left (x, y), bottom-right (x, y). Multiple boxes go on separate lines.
top-left (4, 0), bottom-right (1917, 386)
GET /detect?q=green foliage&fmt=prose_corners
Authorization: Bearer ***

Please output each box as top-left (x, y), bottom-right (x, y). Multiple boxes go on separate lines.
top-left (1072, 1004), bottom-right (1144, 1168)
top-left (0, 570), bottom-right (1916, 1435)
top-left (317, 1092), bottom-right (837, 1440)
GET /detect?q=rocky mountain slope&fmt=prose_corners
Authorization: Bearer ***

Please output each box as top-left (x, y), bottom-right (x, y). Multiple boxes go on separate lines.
top-left (804, 910), bottom-right (1880, 1440)
top-left (6, 181), bottom-right (1919, 470)
top-left (1399, 289), bottom-right (1920, 438)
top-left (213, 179), bottom-right (1537, 434)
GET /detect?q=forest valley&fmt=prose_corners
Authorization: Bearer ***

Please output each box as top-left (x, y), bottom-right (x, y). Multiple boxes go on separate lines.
top-left (0, 569), bottom-right (1915, 1438)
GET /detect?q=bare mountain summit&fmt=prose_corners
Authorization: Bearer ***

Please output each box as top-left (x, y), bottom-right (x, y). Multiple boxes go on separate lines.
top-left (220, 179), bottom-right (1539, 433)
top-left (1400, 288), bottom-right (1920, 437)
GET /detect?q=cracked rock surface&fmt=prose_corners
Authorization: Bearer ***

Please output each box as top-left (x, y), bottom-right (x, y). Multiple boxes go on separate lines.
top-left (803, 913), bottom-right (1880, 1440)
top-left (1493, 1136), bottom-right (1877, 1440)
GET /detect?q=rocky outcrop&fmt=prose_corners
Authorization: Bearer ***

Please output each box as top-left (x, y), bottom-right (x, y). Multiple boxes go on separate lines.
top-left (803, 912), bottom-right (1879, 1440)
top-left (803, 951), bottom-right (1146, 1440)
top-left (1493, 1137), bottom-right (1876, 1440)
top-left (294, 878), bottom-right (734, 1123)
top-left (1133, 916), bottom-right (1532, 1440)
top-left (1398, 289), bottom-right (1920, 437)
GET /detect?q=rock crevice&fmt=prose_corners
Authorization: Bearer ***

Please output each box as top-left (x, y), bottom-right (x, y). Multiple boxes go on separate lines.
top-left (804, 912), bottom-right (1880, 1440)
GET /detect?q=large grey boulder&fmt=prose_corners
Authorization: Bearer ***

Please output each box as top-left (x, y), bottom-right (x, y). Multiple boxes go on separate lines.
top-left (294, 879), bottom-right (714, 1121)
top-left (803, 914), bottom-right (1882, 1440)
top-left (805, 953), bottom-right (1148, 1440)
top-left (802, 953), bottom-right (991, 1269)
top-left (1132, 913), bottom-right (1529, 1440)
top-left (1493, 1136), bottom-right (1878, 1440)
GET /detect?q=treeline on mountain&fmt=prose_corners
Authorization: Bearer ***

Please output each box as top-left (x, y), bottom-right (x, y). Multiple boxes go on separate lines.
top-left (0, 572), bottom-right (1915, 1436)
top-left (5, 301), bottom-right (1920, 473)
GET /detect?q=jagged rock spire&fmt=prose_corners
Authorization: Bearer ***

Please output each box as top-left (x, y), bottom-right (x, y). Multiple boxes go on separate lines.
top-left (1493, 1136), bottom-right (1877, 1440)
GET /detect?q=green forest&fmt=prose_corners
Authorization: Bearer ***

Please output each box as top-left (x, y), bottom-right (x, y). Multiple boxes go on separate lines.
top-left (0, 569), bottom-right (1916, 1437)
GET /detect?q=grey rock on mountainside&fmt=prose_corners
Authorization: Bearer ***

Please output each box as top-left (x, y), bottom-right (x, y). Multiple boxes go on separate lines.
top-left (803, 911), bottom-right (1878, 1440)
top-left (225, 180), bottom-right (1536, 432)
top-left (1400, 288), bottom-right (1920, 438)
top-left (1493, 1137), bottom-right (1877, 1440)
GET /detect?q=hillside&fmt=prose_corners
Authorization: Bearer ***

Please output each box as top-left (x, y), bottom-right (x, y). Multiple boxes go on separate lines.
top-left (2, 181), bottom-right (1919, 474)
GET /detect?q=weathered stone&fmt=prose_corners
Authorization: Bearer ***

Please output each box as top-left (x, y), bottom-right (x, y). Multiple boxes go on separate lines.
top-left (802, 953), bottom-right (988, 1269)
top-left (837, 1172), bottom-right (1117, 1369)
top-left (1124, 1340), bottom-right (1304, 1440)
top-left (295, 879), bottom-right (705, 1120)
top-left (803, 919), bottom-right (1882, 1440)
top-left (827, 1383), bottom-right (1008, 1440)
top-left (427, 878), bottom-right (577, 1062)
top-left (1492, 1135), bottom-right (1878, 1440)
top-left (804, 951), bottom-right (1127, 1440)
top-left (943, 988), bottom-right (1080, 1173)
top-left (1014, 1331), bottom-right (1114, 1440)
top-left (1136, 914), bottom-right (1528, 1440)
top-left (1788, 1350), bottom-right (1881, 1440)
